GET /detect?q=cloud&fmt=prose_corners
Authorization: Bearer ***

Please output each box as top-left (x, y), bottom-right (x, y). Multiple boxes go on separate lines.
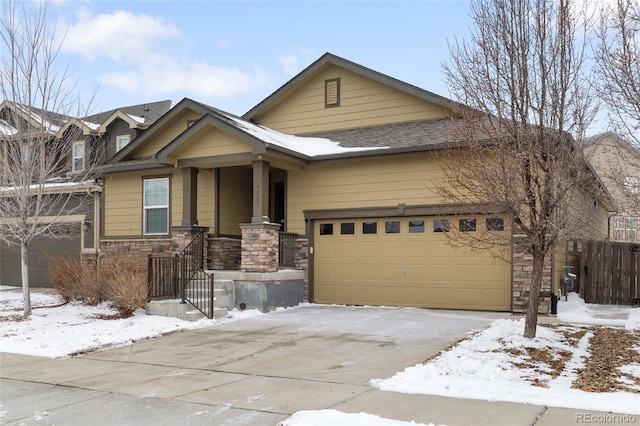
top-left (279, 55), bottom-right (301, 76)
top-left (62, 9), bottom-right (179, 63)
top-left (60, 9), bottom-right (268, 99)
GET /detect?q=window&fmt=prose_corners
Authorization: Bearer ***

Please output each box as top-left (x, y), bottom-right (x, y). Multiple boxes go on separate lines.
top-left (624, 176), bottom-right (638, 194)
top-left (459, 218), bottom-right (476, 232)
top-left (408, 220), bottom-right (425, 233)
top-left (385, 221), bottom-right (400, 234)
top-left (144, 177), bottom-right (169, 235)
top-left (341, 222), bottom-right (355, 235)
top-left (319, 223), bottom-right (334, 235)
top-left (116, 135), bottom-right (130, 152)
top-left (613, 215), bottom-right (638, 241)
top-left (72, 141), bottom-right (84, 172)
top-left (433, 219), bottom-right (450, 233)
top-left (362, 221), bottom-right (377, 234)
top-left (486, 218), bottom-right (505, 231)
top-left (325, 78), bottom-right (340, 108)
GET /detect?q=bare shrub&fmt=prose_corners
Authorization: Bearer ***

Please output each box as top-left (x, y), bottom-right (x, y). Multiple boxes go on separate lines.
top-left (99, 256), bottom-right (148, 317)
top-left (49, 256), bottom-right (102, 304)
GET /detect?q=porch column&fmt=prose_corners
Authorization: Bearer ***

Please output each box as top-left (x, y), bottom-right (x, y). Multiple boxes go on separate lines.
top-left (181, 167), bottom-right (198, 226)
top-left (252, 159), bottom-right (270, 224)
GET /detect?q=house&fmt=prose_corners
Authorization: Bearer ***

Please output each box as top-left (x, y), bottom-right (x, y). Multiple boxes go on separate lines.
top-left (585, 132), bottom-right (640, 243)
top-left (99, 53), bottom-right (611, 314)
top-left (0, 100), bottom-right (172, 287)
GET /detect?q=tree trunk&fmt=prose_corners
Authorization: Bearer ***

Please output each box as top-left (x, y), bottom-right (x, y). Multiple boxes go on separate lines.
top-left (21, 240), bottom-right (31, 317)
top-left (524, 251), bottom-right (545, 338)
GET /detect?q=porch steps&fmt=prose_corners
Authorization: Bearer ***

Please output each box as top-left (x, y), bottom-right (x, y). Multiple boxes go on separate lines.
top-left (145, 277), bottom-right (235, 322)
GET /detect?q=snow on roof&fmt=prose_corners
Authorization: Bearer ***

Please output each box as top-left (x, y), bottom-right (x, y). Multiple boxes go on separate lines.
top-left (0, 180), bottom-right (101, 194)
top-left (0, 119), bottom-right (17, 136)
top-left (221, 112), bottom-right (389, 157)
top-left (125, 113), bottom-right (146, 124)
top-left (14, 104), bottom-right (61, 134)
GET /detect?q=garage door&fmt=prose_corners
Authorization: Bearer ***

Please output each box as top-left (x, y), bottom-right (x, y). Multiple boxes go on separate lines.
top-left (313, 215), bottom-right (511, 311)
top-left (0, 225), bottom-right (81, 288)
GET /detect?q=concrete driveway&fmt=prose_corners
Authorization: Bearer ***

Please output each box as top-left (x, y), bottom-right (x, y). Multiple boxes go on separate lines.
top-left (0, 305), bottom-right (612, 425)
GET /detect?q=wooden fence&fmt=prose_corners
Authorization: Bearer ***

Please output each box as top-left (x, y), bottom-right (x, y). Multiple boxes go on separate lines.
top-left (570, 241), bottom-right (639, 305)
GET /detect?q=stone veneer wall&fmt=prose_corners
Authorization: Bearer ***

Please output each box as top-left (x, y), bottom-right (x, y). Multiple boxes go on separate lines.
top-left (511, 236), bottom-right (552, 314)
top-left (240, 223), bottom-right (280, 272)
top-left (294, 237), bottom-right (309, 301)
top-left (99, 227), bottom-right (208, 269)
top-left (207, 236), bottom-right (241, 270)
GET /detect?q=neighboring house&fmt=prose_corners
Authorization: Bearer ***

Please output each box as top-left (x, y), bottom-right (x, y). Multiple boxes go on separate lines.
top-left (99, 53), bottom-right (610, 314)
top-left (585, 132), bottom-right (640, 243)
top-left (0, 100), bottom-right (171, 287)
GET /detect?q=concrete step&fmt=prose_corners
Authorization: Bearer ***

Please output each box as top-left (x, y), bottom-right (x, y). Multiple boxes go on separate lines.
top-left (183, 277), bottom-right (234, 310)
top-left (145, 299), bottom-right (228, 321)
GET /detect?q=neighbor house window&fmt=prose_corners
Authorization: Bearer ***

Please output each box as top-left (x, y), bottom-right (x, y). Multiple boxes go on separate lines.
top-left (325, 78), bottom-right (340, 108)
top-left (143, 177), bottom-right (169, 235)
top-left (624, 176), bottom-right (638, 194)
top-left (116, 135), bottom-right (131, 152)
top-left (72, 141), bottom-right (84, 172)
top-left (613, 215), bottom-right (638, 241)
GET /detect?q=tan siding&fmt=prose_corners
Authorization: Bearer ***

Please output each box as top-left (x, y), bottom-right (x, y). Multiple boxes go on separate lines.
top-left (171, 127), bottom-right (253, 162)
top-left (255, 65), bottom-right (449, 134)
top-left (135, 110), bottom-right (203, 158)
top-left (104, 171), bottom-right (180, 236)
top-left (171, 172), bottom-right (183, 229)
top-left (219, 167), bottom-right (252, 235)
top-left (287, 153), bottom-right (445, 234)
top-left (197, 169), bottom-right (215, 230)
top-left (104, 174), bottom-right (143, 236)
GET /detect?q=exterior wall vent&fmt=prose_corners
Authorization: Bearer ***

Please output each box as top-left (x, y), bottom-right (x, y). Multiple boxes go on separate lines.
top-left (325, 78), bottom-right (340, 108)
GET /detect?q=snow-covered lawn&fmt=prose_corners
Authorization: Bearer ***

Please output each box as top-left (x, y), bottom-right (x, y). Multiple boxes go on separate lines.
top-left (1, 286), bottom-right (639, 425)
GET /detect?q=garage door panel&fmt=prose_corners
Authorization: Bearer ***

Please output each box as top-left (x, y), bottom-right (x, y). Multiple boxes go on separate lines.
top-left (405, 286), bottom-right (428, 305)
top-left (337, 285), bottom-right (358, 303)
top-left (428, 287), bottom-right (456, 307)
top-left (338, 242), bottom-right (358, 258)
top-left (316, 262), bottom-right (336, 281)
top-left (359, 264), bottom-right (380, 280)
top-left (456, 288), bottom-right (482, 308)
top-left (314, 216), bottom-right (511, 311)
top-left (337, 264), bottom-right (357, 281)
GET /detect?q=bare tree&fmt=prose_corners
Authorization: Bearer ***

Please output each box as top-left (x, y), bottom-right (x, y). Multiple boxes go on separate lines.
top-left (441, 0), bottom-right (604, 338)
top-left (595, 0), bottom-right (640, 148)
top-left (0, 1), bottom-right (97, 316)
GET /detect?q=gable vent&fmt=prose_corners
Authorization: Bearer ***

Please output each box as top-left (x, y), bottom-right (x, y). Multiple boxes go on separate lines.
top-left (325, 78), bottom-right (340, 108)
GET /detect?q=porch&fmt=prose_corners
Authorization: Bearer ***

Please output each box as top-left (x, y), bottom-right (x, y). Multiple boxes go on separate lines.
top-left (144, 227), bottom-right (307, 320)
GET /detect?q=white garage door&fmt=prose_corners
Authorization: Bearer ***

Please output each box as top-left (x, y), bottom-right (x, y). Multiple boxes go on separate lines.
top-left (313, 215), bottom-right (511, 311)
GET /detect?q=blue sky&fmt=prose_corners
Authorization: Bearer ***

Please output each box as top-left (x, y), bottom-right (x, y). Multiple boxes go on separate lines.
top-left (43, 1), bottom-right (474, 116)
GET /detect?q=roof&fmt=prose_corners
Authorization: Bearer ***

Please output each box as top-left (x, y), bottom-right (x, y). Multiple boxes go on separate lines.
top-left (0, 99), bottom-right (172, 137)
top-left (82, 100), bottom-right (172, 126)
top-left (243, 52), bottom-right (466, 121)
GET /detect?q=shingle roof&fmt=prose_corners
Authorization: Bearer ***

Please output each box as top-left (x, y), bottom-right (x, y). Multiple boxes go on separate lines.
top-left (304, 119), bottom-right (455, 150)
top-left (82, 100), bottom-right (172, 125)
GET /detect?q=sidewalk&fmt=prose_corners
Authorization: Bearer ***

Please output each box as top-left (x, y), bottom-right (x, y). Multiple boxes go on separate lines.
top-left (1, 307), bottom-right (634, 426)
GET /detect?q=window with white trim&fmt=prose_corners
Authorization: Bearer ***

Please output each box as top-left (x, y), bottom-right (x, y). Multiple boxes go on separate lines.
top-left (143, 177), bottom-right (169, 235)
top-left (613, 215), bottom-right (638, 241)
top-left (72, 141), bottom-right (84, 172)
top-left (624, 176), bottom-right (638, 194)
top-left (116, 135), bottom-right (130, 152)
